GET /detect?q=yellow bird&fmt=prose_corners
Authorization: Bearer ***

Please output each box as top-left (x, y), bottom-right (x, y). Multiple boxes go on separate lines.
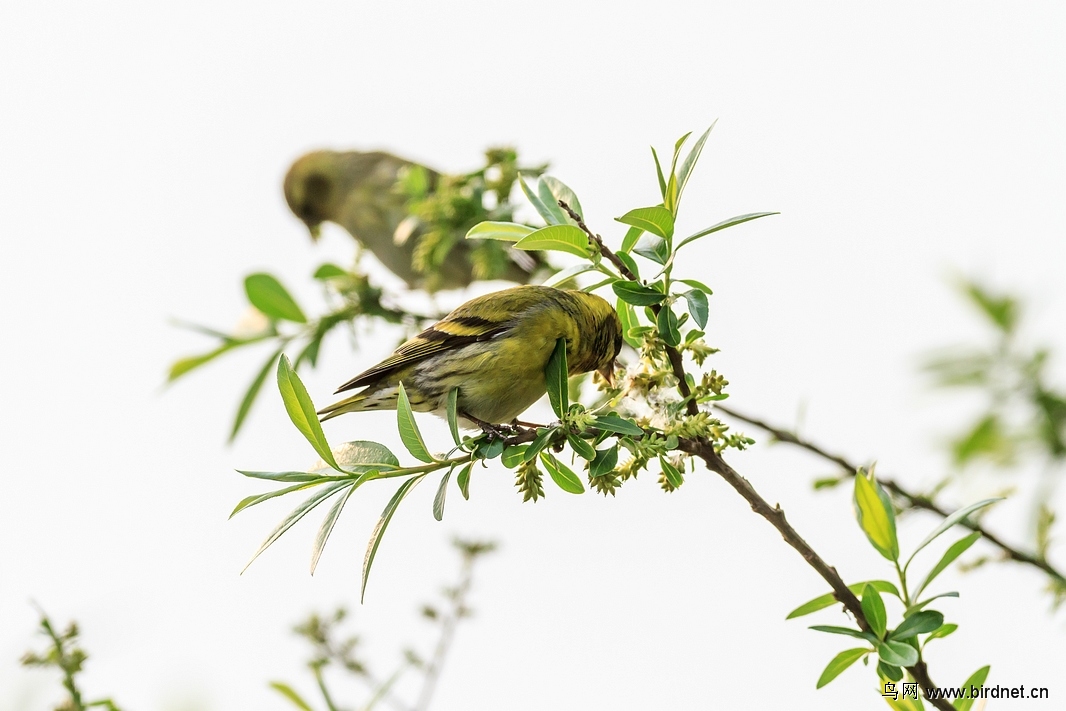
top-left (318, 285), bottom-right (622, 428)
top-left (283, 150), bottom-right (545, 291)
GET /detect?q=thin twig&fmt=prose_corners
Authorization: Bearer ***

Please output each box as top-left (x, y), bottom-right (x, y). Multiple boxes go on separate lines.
top-left (716, 405), bottom-right (1066, 587)
top-left (560, 203), bottom-right (954, 709)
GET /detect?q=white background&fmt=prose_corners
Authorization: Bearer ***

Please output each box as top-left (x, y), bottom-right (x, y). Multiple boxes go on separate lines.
top-left (2, 2), bottom-right (1064, 709)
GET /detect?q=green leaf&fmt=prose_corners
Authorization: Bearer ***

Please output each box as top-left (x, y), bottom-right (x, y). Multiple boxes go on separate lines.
top-left (904, 499), bottom-right (999, 573)
top-left (446, 388), bottom-right (461, 446)
top-left (518, 174), bottom-right (562, 225)
top-left (567, 433), bottom-right (597, 461)
top-left (659, 456), bottom-right (684, 489)
top-left (786, 580), bottom-right (900, 619)
top-left (543, 263), bottom-right (598, 288)
top-left (913, 532), bottom-right (981, 599)
top-left (545, 337), bottom-right (569, 418)
top-left (362, 475), bottom-right (425, 602)
top-left (313, 263), bottom-right (348, 280)
top-left (925, 623), bottom-right (958, 643)
top-left (861, 584), bottom-right (887, 639)
top-left (502, 445), bottom-right (528, 468)
top-left (657, 305), bottom-right (681, 347)
top-left (456, 462), bottom-right (472, 500)
top-left (396, 382), bottom-right (435, 463)
top-left (245, 273), bottom-right (307, 323)
top-left (650, 146), bottom-right (667, 199)
top-left (524, 427), bottom-right (558, 461)
top-left (513, 224), bottom-right (591, 257)
top-left (615, 206), bottom-right (674, 240)
top-left (632, 235), bottom-right (671, 264)
top-left (591, 415), bottom-right (644, 436)
top-left (481, 437), bottom-right (505, 460)
top-left (465, 221), bottom-right (536, 242)
top-left (277, 355), bottom-right (340, 470)
top-left (816, 648), bottom-right (869, 689)
top-left (229, 348), bottom-right (283, 441)
top-left (615, 251), bottom-right (641, 280)
top-left (682, 290), bottom-right (709, 329)
top-left (317, 440), bottom-right (401, 473)
top-left (230, 480), bottom-right (325, 518)
top-left (620, 225), bottom-right (644, 253)
top-left (241, 481), bottom-right (350, 572)
top-left (310, 482), bottom-right (358, 574)
top-left (962, 280), bottom-right (1017, 333)
top-left (168, 343), bottom-right (236, 381)
top-left (854, 471), bottom-right (899, 561)
top-left (905, 592), bottom-right (959, 617)
top-left (617, 299), bottom-right (642, 349)
top-left (675, 212), bottom-right (779, 251)
top-left (540, 452), bottom-right (584, 493)
top-left (954, 666), bottom-right (990, 711)
top-left (664, 132), bottom-right (689, 214)
top-left (590, 445), bottom-right (619, 477)
top-left (809, 626), bottom-right (879, 646)
top-left (879, 661), bottom-right (905, 684)
top-left (238, 470), bottom-right (322, 483)
top-left (890, 611), bottom-right (944, 640)
top-left (433, 470), bottom-right (451, 521)
top-left (612, 281), bottom-right (667, 306)
top-left (877, 640), bottom-right (918, 668)
top-left (675, 122), bottom-right (715, 214)
top-left (269, 682), bottom-right (315, 711)
top-left (677, 278), bottom-right (713, 294)
top-left (538, 175), bottom-right (583, 224)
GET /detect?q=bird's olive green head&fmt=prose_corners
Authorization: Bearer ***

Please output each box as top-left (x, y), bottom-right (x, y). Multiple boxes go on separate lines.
top-left (568, 291), bottom-right (623, 382)
top-left (283, 151), bottom-right (344, 240)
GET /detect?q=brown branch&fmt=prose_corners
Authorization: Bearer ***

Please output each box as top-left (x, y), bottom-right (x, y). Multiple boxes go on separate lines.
top-left (557, 200), bottom-right (637, 281)
top-left (716, 405), bottom-right (1066, 587)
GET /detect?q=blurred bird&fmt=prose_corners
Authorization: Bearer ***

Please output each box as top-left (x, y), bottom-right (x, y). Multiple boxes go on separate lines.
top-left (283, 150), bottom-right (546, 291)
top-left (317, 285), bottom-right (622, 427)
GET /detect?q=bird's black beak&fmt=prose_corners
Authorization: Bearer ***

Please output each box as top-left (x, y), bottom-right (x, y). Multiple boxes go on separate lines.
top-left (598, 361), bottom-right (616, 386)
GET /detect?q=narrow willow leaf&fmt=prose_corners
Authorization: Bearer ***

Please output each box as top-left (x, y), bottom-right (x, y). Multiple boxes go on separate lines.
top-left (657, 305), bottom-right (681, 347)
top-left (615, 206), bottom-right (675, 240)
top-left (786, 580), bottom-right (901, 619)
top-left (620, 225), bottom-right (644, 254)
top-left (954, 666), bottom-right (990, 711)
top-left (904, 499), bottom-right (1000, 572)
top-left (809, 626), bottom-right (879, 646)
top-left (543, 263), bottom-right (598, 287)
top-left (241, 481), bottom-right (350, 572)
top-left (168, 343), bottom-right (236, 381)
top-left (310, 483), bottom-right (358, 574)
top-left (277, 356), bottom-right (340, 470)
top-left (230, 480), bottom-right (325, 518)
top-left (540, 452), bottom-right (584, 494)
top-left (633, 235), bottom-right (670, 264)
top-left (590, 446), bottom-right (619, 477)
top-left (446, 389), bottom-right (461, 446)
top-left (455, 463), bottom-right (473, 500)
top-left (877, 640), bottom-right (919, 668)
top-left (889, 611), bottom-right (944, 640)
top-left (238, 470), bottom-right (322, 483)
top-left (675, 212), bottom-right (779, 251)
top-left (567, 433), bottom-right (597, 461)
top-left (675, 122), bottom-right (715, 213)
top-left (913, 532), bottom-right (981, 599)
top-left (518, 174), bottom-right (562, 225)
top-left (650, 146), bottom-right (667, 199)
top-left (464, 221), bottom-right (535, 242)
top-left (230, 348), bottom-right (283, 441)
top-left (538, 175), bottom-right (583, 224)
top-left (924, 623), bottom-right (958, 643)
top-left (501, 445), bottom-right (529, 468)
top-left (854, 472), bottom-right (899, 561)
top-left (312, 263), bottom-right (348, 280)
top-left (433, 470), bottom-right (451, 521)
top-left (545, 338), bottom-right (568, 418)
top-left (659, 456), bottom-right (683, 488)
top-left (816, 648), bottom-right (869, 689)
top-left (514, 224), bottom-right (591, 257)
top-left (677, 278), bottom-right (713, 294)
top-left (269, 682), bottom-right (315, 711)
top-left (362, 475), bottom-right (425, 602)
top-left (682, 289), bottom-right (709, 329)
top-left (664, 133), bottom-right (688, 214)
top-left (396, 382), bottom-right (434, 463)
top-left (906, 592), bottom-right (958, 618)
top-left (617, 299), bottom-right (642, 349)
top-left (524, 427), bottom-right (558, 461)
top-left (245, 273), bottom-right (307, 323)
top-left (612, 281), bottom-right (666, 306)
top-left (861, 584), bottom-right (887, 639)
top-left (613, 251), bottom-right (641, 281)
top-left (591, 415), bottom-right (644, 436)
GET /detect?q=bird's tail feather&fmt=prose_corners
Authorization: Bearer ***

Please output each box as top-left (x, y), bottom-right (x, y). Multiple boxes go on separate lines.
top-left (317, 386), bottom-right (399, 422)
